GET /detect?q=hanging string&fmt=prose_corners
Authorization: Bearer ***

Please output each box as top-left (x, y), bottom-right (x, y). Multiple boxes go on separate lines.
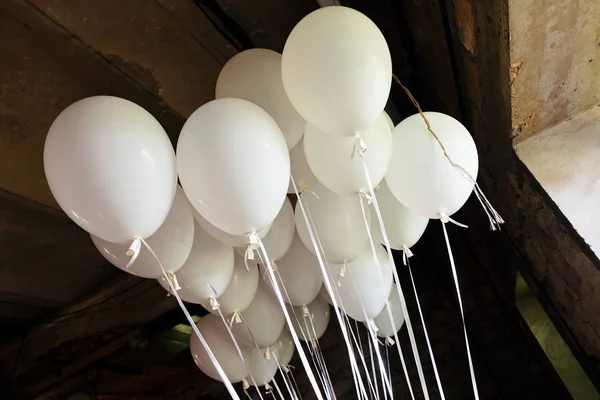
top-left (272, 377), bottom-right (285, 400)
top-left (131, 238), bottom-right (240, 400)
top-left (391, 74), bottom-right (504, 231)
top-left (273, 352), bottom-right (299, 400)
top-left (291, 174), bottom-right (370, 400)
top-left (358, 193), bottom-right (417, 400)
top-left (288, 366), bottom-right (303, 400)
top-left (441, 219), bottom-right (480, 399)
top-left (264, 261), bottom-right (334, 400)
top-left (404, 253), bottom-right (446, 400)
top-left (349, 264), bottom-right (394, 400)
top-left (305, 309), bottom-right (337, 400)
top-left (251, 232), bottom-right (325, 400)
top-left (213, 303), bottom-right (266, 400)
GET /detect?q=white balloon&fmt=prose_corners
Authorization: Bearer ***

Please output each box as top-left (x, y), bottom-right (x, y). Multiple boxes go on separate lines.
top-left (383, 111), bottom-right (395, 131)
top-left (281, 6), bottom-right (392, 137)
top-left (177, 98), bottom-right (290, 236)
top-left (209, 255), bottom-right (259, 315)
top-left (325, 245), bottom-right (393, 322)
top-left (371, 180), bottom-right (429, 250)
top-left (287, 139), bottom-right (318, 194)
top-left (91, 186), bottom-right (194, 279)
top-left (291, 296), bottom-right (330, 342)
top-left (216, 49), bottom-right (305, 150)
top-left (194, 208), bottom-right (270, 248)
top-left (234, 198), bottom-right (294, 262)
top-left (233, 280), bottom-right (285, 348)
top-left (273, 233), bottom-right (323, 306)
top-left (319, 285), bottom-right (333, 305)
top-left (190, 314), bottom-right (249, 383)
top-left (304, 113), bottom-right (392, 195)
top-left (372, 285), bottom-right (405, 338)
top-left (295, 183), bottom-right (370, 264)
top-left (44, 96), bottom-right (177, 243)
top-left (273, 329), bottom-right (295, 366)
top-left (385, 112), bottom-right (478, 219)
top-left (246, 347), bottom-right (279, 387)
top-left (158, 222), bottom-right (234, 304)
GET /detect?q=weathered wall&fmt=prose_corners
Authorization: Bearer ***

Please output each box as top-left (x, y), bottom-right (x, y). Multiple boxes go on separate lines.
top-left (509, 0), bottom-right (600, 142)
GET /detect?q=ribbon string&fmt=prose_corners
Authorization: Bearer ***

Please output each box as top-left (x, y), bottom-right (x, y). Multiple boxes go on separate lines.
top-left (441, 221), bottom-right (480, 400)
top-left (291, 174), bottom-right (370, 400)
top-left (356, 137), bottom-right (429, 400)
top-left (134, 239), bottom-right (240, 400)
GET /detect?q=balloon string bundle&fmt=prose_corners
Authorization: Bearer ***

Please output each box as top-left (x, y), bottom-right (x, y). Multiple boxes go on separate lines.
top-left (273, 353), bottom-right (299, 400)
top-left (355, 146), bottom-right (430, 400)
top-left (301, 195), bottom-right (372, 400)
top-left (250, 232), bottom-right (325, 400)
top-left (441, 220), bottom-right (480, 400)
top-left (267, 266), bottom-right (335, 399)
top-left (391, 74), bottom-right (504, 231)
top-left (405, 256), bottom-right (446, 400)
top-left (214, 305), bottom-right (266, 400)
top-left (129, 238), bottom-right (241, 400)
top-left (291, 174), bottom-right (370, 400)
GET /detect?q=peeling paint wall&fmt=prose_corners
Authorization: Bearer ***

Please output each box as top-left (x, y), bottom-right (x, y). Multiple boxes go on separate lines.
top-left (509, 0), bottom-right (600, 142)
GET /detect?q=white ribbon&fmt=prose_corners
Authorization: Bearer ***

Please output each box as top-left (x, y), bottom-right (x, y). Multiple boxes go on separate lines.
top-left (251, 232), bottom-right (325, 400)
top-left (358, 194), bottom-right (416, 400)
top-left (133, 239), bottom-right (240, 400)
top-left (291, 174), bottom-right (370, 400)
top-left (441, 219), bottom-right (480, 400)
top-left (406, 256), bottom-right (446, 400)
top-left (356, 140), bottom-right (431, 400)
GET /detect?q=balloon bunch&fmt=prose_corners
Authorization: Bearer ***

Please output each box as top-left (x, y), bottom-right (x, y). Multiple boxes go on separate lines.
top-left (43, 6), bottom-right (502, 400)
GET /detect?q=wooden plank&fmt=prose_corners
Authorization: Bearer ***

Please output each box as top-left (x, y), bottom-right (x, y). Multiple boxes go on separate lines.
top-left (441, 0), bottom-right (600, 388)
top-left (0, 0), bottom-right (184, 208)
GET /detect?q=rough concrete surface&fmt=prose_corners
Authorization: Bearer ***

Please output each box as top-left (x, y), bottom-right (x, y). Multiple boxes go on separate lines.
top-left (509, 0), bottom-right (600, 142)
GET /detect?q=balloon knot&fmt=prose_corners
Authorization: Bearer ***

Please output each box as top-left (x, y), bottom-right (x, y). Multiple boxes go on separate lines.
top-left (337, 261), bottom-right (348, 286)
top-left (124, 238), bottom-right (141, 269)
top-left (264, 347), bottom-right (272, 360)
top-left (302, 305), bottom-right (310, 318)
top-left (282, 365), bottom-right (290, 373)
top-left (386, 336), bottom-right (396, 346)
top-left (242, 378), bottom-right (250, 390)
top-left (209, 296), bottom-right (220, 311)
top-left (168, 271), bottom-right (181, 291)
top-left (359, 190), bottom-right (373, 205)
top-left (270, 261), bottom-right (278, 272)
top-left (440, 213), bottom-right (468, 228)
top-left (368, 319), bottom-right (379, 332)
top-left (264, 382), bottom-right (272, 391)
top-left (402, 245), bottom-right (414, 266)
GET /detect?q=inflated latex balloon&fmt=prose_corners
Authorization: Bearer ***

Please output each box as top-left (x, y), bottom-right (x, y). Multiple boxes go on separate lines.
top-left (287, 140), bottom-right (318, 194)
top-left (246, 347), bottom-right (279, 387)
top-left (282, 6), bottom-right (391, 137)
top-left (325, 245), bottom-right (393, 322)
top-left (177, 98), bottom-right (290, 236)
top-left (383, 111), bottom-right (395, 131)
top-left (207, 255), bottom-right (259, 316)
top-left (190, 314), bottom-right (249, 383)
top-left (233, 280), bottom-right (285, 348)
top-left (272, 233), bottom-right (322, 306)
top-left (216, 48), bottom-right (305, 150)
top-left (295, 183), bottom-right (370, 264)
top-left (372, 285), bottom-right (405, 338)
top-left (385, 112), bottom-right (478, 219)
top-left (44, 96), bottom-right (177, 243)
top-left (291, 296), bottom-right (330, 342)
top-left (91, 186), bottom-right (193, 279)
top-left (234, 198), bottom-right (294, 262)
top-left (273, 329), bottom-right (295, 366)
top-left (194, 209), bottom-right (270, 248)
top-left (303, 113), bottom-right (392, 195)
top-left (158, 222), bottom-right (234, 304)
top-left (370, 180), bottom-right (429, 250)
